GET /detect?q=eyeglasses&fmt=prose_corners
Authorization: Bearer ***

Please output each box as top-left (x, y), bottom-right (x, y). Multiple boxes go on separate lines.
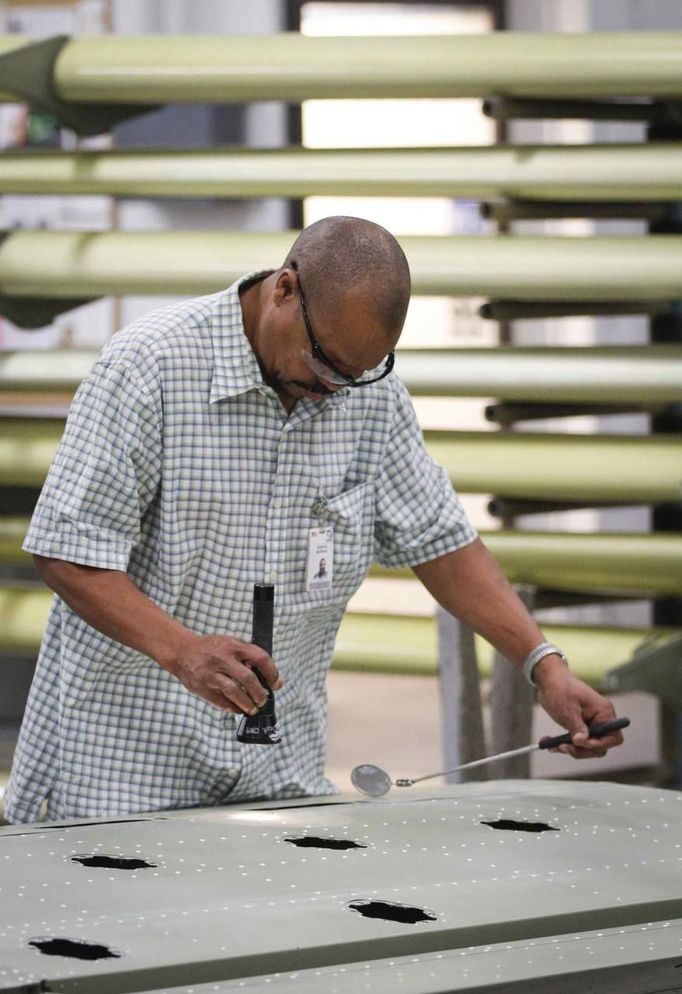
top-left (291, 261), bottom-right (395, 388)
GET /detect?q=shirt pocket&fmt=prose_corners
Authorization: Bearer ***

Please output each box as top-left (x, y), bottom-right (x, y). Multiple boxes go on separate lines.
top-left (321, 480), bottom-right (375, 600)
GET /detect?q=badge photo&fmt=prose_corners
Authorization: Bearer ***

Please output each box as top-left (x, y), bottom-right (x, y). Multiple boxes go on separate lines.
top-left (306, 526), bottom-right (334, 591)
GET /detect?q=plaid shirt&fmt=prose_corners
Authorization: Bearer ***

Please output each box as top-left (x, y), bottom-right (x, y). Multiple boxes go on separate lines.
top-left (6, 274), bottom-right (475, 823)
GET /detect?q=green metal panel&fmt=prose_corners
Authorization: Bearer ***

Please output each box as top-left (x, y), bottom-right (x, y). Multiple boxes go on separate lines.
top-left (42, 33), bottom-right (682, 101)
top-left (0, 144), bottom-right (681, 200)
top-left (1, 231), bottom-right (682, 301)
top-left (0, 782), bottom-right (681, 994)
top-left (79, 921), bottom-right (682, 994)
top-left (1, 419), bottom-right (679, 501)
top-left (3, 346), bottom-right (680, 405)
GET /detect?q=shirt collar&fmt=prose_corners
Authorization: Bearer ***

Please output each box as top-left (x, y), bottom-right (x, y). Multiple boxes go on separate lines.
top-left (209, 270), bottom-right (272, 404)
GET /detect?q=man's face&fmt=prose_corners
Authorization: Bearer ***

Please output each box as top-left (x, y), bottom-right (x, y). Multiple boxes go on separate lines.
top-left (263, 269), bottom-right (400, 406)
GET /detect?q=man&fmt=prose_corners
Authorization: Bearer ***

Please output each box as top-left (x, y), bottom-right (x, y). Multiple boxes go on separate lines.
top-left (6, 216), bottom-right (623, 823)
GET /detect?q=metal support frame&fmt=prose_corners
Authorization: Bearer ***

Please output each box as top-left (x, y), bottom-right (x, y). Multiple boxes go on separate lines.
top-left (0, 35), bottom-right (158, 136)
top-left (485, 401), bottom-right (660, 426)
top-left (481, 201), bottom-right (681, 224)
top-left (479, 300), bottom-right (670, 320)
top-left (0, 294), bottom-right (93, 329)
top-left (437, 587), bottom-right (537, 782)
top-left (648, 112), bottom-right (682, 785)
top-left (488, 496), bottom-right (640, 518)
top-left (483, 96), bottom-right (682, 124)
top-left (488, 586), bottom-right (537, 778)
top-left (436, 606), bottom-right (487, 782)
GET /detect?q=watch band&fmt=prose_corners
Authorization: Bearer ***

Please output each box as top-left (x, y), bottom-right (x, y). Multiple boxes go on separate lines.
top-left (522, 642), bottom-right (568, 686)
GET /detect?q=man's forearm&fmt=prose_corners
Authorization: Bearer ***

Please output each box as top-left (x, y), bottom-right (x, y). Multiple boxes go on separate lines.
top-left (412, 538), bottom-right (625, 758)
top-left (33, 555), bottom-right (197, 672)
top-left (33, 555), bottom-right (282, 714)
top-left (413, 538), bottom-right (550, 667)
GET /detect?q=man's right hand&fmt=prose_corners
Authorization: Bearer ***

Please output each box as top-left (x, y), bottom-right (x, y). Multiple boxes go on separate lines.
top-left (167, 633), bottom-right (284, 714)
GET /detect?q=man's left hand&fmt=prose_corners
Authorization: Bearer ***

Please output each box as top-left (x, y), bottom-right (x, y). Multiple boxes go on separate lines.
top-left (533, 655), bottom-right (625, 758)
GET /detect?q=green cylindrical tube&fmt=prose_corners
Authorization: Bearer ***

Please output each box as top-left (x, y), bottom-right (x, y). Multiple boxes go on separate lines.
top-left (0, 587), bottom-right (53, 652)
top-left (0, 582), bottom-right (674, 684)
top-left (333, 612), bottom-right (678, 683)
top-left (370, 532), bottom-right (682, 596)
top-left (0, 348), bottom-right (96, 391)
top-left (43, 33), bottom-right (682, 102)
top-left (2, 420), bottom-right (679, 499)
top-left (3, 346), bottom-right (680, 405)
top-left (397, 347), bottom-right (682, 404)
top-left (2, 516), bottom-right (679, 596)
top-left (0, 419), bottom-right (64, 486)
top-left (423, 430), bottom-right (682, 503)
top-left (1, 231), bottom-right (681, 301)
top-left (0, 145), bottom-right (681, 200)
top-left (482, 531), bottom-right (682, 597)
top-left (0, 517), bottom-right (30, 564)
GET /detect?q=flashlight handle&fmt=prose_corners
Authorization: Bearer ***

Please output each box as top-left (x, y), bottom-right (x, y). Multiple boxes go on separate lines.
top-left (236, 584), bottom-right (281, 745)
top-left (251, 583), bottom-right (274, 676)
top-left (538, 716), bottom-right (630, 750)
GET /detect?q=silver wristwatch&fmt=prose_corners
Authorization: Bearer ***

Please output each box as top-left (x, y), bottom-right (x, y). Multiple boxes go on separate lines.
top-left (522, 642), bottom-right (568, 686)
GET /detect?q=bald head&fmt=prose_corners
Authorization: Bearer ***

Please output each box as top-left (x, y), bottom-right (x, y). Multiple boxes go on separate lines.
top-left (283, 216), bottom-right (411, 337)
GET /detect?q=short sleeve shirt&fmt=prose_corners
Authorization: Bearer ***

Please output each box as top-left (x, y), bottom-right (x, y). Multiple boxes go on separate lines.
top-left (5, 275), bottom-right (476, 823)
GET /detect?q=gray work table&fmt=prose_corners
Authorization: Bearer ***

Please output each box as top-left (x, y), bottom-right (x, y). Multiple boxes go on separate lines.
top-left (1, 780), bottom-right (681, 994)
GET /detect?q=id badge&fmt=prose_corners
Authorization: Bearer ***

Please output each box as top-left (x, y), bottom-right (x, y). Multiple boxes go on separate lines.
top-left (306, 526), bottom-right (333, 591)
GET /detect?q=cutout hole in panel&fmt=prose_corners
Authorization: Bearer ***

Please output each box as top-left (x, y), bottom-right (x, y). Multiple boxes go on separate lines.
top-left (481, 818), bottom-right (558, 833)
top-left (29, 937), bottom-right (121, 961)
top-left (284, 836), bottom-right (366, 850)
top-left (348, 899), bottom-right (437, 924)
top-left (71, 854), bottom-right (157, 870)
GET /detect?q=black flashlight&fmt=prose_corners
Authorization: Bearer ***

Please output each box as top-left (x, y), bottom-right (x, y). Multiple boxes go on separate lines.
top-left (236, 584), bottom-right (281, 745)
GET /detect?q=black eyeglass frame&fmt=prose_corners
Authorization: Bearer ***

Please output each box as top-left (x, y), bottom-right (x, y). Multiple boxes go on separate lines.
top-left (291, 261), bottom-right (395, 388)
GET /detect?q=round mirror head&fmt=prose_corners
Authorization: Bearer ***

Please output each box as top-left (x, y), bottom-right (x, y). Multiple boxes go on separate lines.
top-left (350, 764), bottom-right (392, 797)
